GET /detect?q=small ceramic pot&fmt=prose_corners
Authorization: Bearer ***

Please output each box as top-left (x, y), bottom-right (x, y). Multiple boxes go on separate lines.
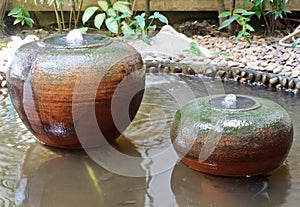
top-left (7, 34), bottom-right (145, 149)
top-left (171, 94), bottom-right (293, 177)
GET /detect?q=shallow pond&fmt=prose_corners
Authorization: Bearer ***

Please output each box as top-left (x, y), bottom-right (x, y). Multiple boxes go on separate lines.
top-left (1, 73), bottom-right (300, 207)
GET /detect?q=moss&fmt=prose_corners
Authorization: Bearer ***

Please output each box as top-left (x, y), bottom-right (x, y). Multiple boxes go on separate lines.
top-left (173, 95), bottom-right (291, 138)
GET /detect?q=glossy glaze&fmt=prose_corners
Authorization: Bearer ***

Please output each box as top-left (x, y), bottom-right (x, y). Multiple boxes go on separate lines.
top-left (7, 35), bottom-right (145, 149)
top-left (171, 95), bottom-right (293, 176)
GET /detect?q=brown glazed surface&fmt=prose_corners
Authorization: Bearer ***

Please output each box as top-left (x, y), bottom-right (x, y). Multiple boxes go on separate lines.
top-left (171, 95), bottom-right (293, 177)
top-left (7, 37), bottom-right (145, 149)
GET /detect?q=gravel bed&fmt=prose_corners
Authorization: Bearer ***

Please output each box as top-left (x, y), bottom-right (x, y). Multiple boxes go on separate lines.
top-left (1, 27), bottom-right (300, 94)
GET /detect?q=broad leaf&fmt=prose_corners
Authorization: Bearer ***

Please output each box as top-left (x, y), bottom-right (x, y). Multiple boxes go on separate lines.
top-left (236, 30), bottom-right (243, 40)
top-left (98, 0), bottom-right (109, 11)
top-left (244, 34), bottom-right (251, 44)
top-left (23, 8), bottom-right (30, 17)
top-left (105, 17), bottom-right (118, 34)
top-left (79, 27), bottom-right (89, 34)
top-left (148, 25), bottom-right (156, 31)
top-left (282, 8), bottom-right (291, 14)
top-left (106, 8), bottom-right (117, 17)
top-left (114, 13), bottom-right (131, 21)
top-left (254, 7), bottom-right (262, 19)
top-left (218, 11), bottom-right (231, 18)
top-left (94, 13), bottom-right (106, 29)
top-left (190, 41), bottom-right (201, 56)
top-left (245, 24), bottom-right (255, 32)
top-left (151, 12), bottom-right (168, 24)
top-left (13, 18), bottom-right (22, 25)
top-left (25, 17), bottom-right (34, 27)
top-left (82, 6), bottom-right (99, 24)
top-left (121, 22), bottom-right (134, 36)
top-left (219, 16), bottom-right (239, 29)
top-left (135, 15), bottom-right (145, 29)
top-left (113, 1), bottom-right (132, 14)
top-left (234, 8), bottom-right (248, 14)
top-left (8, 7), bottom-right (23, 16)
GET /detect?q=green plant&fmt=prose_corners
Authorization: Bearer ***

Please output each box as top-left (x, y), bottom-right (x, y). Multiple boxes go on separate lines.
top-left (218, 0), bottom-right (293, 42)
top-left (120, 12), bottom-right (168, 44)
top-left (292, 37), bottom-right (300, 48)
top-left (8, 6), bottom-right (34, 28)
top-left (82, 0), bottom-right (168, 43)
top-left (11, 0), bottom-right (83, 33)
top-left (82, 0), bottom-right (132, 35)
top-left (183, 41), bottom-right (231, 57)
top-left (245, 0), bottom-right (291, 34)
top-left (183, 42), bottom-right (202, 56)
top-left (219, 9), bottom-right (255, 43)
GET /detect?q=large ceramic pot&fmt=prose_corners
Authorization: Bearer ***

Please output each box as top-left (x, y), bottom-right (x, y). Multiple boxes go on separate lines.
top-left (7, 33), bottom-right (145, 149)
top-left (171, 94), bottom-right (293, 177)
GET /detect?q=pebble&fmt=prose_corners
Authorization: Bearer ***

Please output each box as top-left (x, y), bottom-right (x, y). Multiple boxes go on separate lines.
top-left (191, 34), bottom-right (300, 79)
top-left (227, 61), bottom-right (239, 67)
top-left (270, 77), bottom-right (279, 85)
top-left (273, 68), bottom-right (282, 74)
top-left (1, 27), bottom-right (300, 91)
top-left (296, 81), bottom-right (300, 90)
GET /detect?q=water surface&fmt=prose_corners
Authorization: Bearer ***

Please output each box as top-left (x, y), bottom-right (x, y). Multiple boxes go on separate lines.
top-left (1, 73), bottom-right (300, 206)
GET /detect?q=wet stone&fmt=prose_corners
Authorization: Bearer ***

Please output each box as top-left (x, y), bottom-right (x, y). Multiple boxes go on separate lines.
top-left (296, 81), bottom-right (300, 90)
top-left (226, 70), bottom-right (233, 79)
top-left (289, 80), bottom-right (296, 89)
top-left (217, 70), bottom-right (226, 78)
top-left (282, 78), bottom-right (289, 88)
top-left (172, 66), bottom-right (182, 73)
top-left (262, 75), bottom-right (269, 85)
top-left (269, 77), bottom-right (279, 85)
top-left (255, 73), bottom-right (262, 82)
top-left (1, 80), bottom-right (6, 88)
top-left (163, 67), bottom-right (170, 73)
top-left (276, 84), bottom-right (283, 90)
top-left (186, 67), bottom-right (196, 75)
top-left (241, 71), bottom-right (247, 78)
top-left (149, 67), bottom-right (159, 73)
top-left (247, 73), bottom-right (255, 82)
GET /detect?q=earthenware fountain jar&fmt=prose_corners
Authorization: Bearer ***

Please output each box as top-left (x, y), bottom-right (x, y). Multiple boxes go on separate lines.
top-left (7, 30), bottom-right (145, 149)
top-left (171, 94), bottom-right (293, 177)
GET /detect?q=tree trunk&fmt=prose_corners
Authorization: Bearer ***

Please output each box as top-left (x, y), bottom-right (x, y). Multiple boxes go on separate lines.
top-left (145, 0), bottom-right (150, 26)
top-left (216, 0), bottom-right (226, 26)
top-left (0, 0), bottom-right (8, 36)
top-left (229, 0), bottom-right (237, 34)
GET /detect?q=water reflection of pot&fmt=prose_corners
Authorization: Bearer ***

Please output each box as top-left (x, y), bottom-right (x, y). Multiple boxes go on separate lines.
top-left (171, 162), bottom-right (291, 207)
top-left (16, 139), bottom-right (146, 207)
top-left (7, 33), bottom-right (145, 149)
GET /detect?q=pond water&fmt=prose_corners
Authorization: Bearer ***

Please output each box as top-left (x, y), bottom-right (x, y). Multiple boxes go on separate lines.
top-left (1, 73), bottom-right (300, 207)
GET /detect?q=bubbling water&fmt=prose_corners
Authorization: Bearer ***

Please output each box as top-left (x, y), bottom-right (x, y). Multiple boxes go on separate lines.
top-left (66, 29), bottom-right (83, 44)
top-left (222, 94), bottom-right (237, 109)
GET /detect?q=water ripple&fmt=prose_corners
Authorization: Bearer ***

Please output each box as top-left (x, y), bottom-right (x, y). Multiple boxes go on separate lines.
top-left (0, 92), bottom-right (35, 206)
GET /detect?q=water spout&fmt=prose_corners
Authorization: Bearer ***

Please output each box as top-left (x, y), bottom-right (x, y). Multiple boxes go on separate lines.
top-left (222, 94), bottom-right (237, 109)
top-left (66, 29), bottom-right (83, 44)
